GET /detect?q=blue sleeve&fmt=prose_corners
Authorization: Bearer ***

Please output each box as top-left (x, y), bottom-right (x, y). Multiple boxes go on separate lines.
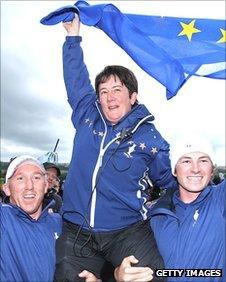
top-left (63, 36), bottom-right (96, 116)
top-left (48, 213), bottom-right (62, 236)
top-left (0, 204), bottom-right (3, 231)
top-left (214, 180), bottom-right (226, 217)
top-left (148, 140), bottom-right (178, 189)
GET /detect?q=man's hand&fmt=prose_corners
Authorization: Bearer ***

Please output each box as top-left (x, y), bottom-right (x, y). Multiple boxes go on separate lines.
top-left (63, 14), bottom-right (80, 36)
top-left (78, 270), bottom-right (101, 282)
top-left (114, 255), bottom-right (153, 282)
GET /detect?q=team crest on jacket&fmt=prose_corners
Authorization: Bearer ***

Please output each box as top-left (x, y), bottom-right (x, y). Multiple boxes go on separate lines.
top-left (124, 141), bottom-right (136, 158)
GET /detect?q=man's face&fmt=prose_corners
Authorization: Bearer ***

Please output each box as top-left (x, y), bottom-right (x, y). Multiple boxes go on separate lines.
top-left (3, 164), bottom-right (48, 219)
top-left (46, 167), bottom-right (60, 191)
top-left (175, 152), bottom-right (214, 201)
top-left (98, 75), bottom-right (137, 125)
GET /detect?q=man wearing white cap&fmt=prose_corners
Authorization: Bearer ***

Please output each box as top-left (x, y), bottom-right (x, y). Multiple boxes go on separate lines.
top-left (0, 155), bottom-right (62, 282)
top-left (0, 155), bottom-right (104, 282)
top-left (114, 138), bottom-right (225, 281)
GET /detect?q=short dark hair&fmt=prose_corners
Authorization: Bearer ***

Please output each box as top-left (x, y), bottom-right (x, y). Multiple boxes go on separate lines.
top-left (95, 65), bottom-right (138, 98)
top-left (43, 162), bottom-right (61, 177)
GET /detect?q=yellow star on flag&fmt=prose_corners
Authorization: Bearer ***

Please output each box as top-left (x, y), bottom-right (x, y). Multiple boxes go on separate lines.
top-left (178, 19), bottom-right (201, 41)
top-left (217, 28), bottom-right (226, 43)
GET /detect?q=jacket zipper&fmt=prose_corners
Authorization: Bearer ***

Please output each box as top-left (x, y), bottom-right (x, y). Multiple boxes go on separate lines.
top-left (90, 105), bottom-right (153, 228)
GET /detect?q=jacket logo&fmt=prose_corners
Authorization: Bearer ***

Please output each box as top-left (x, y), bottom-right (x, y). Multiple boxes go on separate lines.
top-left (54, 232), bottom-right (59, 240)
top-left (124, 142), bottom-right (136, 158)
top-left (193, 209), bottom-right (199, 226)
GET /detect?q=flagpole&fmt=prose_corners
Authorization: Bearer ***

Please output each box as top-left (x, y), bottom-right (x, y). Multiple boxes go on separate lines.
top-left (53, 139), bottom-right (60, 153)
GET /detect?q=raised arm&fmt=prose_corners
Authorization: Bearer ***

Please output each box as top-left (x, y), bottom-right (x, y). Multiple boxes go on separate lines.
top-left (62, 15), bottom-right (95, 111)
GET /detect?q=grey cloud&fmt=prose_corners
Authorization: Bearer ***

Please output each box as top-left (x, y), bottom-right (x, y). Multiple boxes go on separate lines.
top-left (1, 50), bottom-right (73, 161)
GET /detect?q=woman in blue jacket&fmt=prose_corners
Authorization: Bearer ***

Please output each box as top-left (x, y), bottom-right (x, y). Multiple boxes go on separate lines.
top-left (54, 15), bottom-right (177, 281)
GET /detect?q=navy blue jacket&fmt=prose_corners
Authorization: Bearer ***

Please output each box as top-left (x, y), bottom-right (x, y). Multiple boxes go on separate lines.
top-left (0, 203), bottom-right (62, 282)
top-left (62, 36), bottom-right (177, 231)
top-left (150, 180), bottom-right (226, 281)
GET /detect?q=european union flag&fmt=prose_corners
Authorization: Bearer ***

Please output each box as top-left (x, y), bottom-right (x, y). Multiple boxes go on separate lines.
top-left (40, 1), bottom-right (226, 99)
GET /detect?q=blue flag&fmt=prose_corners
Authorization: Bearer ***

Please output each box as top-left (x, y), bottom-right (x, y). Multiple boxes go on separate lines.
top-left (40, 1), bottom-right (226, 99)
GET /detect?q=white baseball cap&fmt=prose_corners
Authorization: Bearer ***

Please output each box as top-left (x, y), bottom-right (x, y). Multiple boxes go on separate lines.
top-left (170, 137), bottom-right (215, 173)
top-left (5, 155), bottom-right (46, 183)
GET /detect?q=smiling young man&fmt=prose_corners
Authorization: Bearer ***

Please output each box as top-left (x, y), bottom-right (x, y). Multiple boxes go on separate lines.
top-left (151, 139), bottom-right (225, 281)
top-left (0, 155), bottom-right (62, 282)
top-left (3, 157), bottom-right (48, 219)
top-left (52, 15), bottom-right (177, 281)
top-left (114, 138), bottom-right (225, 281)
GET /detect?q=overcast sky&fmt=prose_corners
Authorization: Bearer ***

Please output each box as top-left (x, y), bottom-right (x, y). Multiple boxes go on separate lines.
top-left (1, 1), bottom-right (225, 165)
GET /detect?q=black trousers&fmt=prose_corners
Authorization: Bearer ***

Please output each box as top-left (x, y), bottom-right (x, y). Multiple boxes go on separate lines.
top-left (54, 220), bottom-right (164, 282)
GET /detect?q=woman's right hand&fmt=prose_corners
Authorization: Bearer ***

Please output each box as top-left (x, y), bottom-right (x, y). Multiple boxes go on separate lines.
top-left (63, 14), bottom-right (80, 36)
